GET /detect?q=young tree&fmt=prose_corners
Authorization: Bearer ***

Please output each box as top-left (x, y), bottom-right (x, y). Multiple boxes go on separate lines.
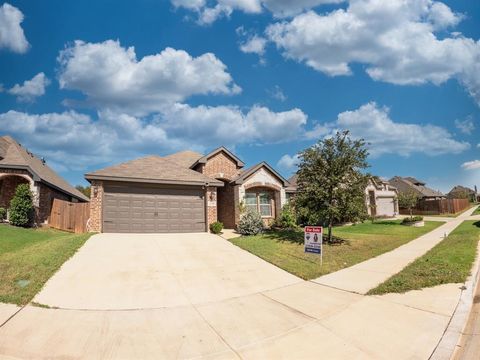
top-left (9, 183), bottom-right (34, 227)
top-left (75, 185), bottom-right (91, 198)
top-left (295, 131), bottom-right (369, 243)
top-left (397, 191), bottom-right (419, 219)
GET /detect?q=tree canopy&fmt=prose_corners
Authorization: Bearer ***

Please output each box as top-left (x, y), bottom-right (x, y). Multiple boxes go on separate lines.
top-left (295, 131), bottom-right (370, 243)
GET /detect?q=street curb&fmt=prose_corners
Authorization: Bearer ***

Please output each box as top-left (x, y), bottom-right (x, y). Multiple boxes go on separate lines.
top-left (429, 239), bottom-right (480, 360)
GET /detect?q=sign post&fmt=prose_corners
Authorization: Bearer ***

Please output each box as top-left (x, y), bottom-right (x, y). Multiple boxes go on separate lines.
top-left (304, 226), bottom-right (323, 265)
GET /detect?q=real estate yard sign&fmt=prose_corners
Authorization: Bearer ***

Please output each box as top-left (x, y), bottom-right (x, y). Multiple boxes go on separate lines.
top-left (304, 226), bottom-right (323, 257)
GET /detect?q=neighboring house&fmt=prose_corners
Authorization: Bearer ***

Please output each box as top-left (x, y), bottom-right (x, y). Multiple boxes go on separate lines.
top-left (447, 185), bottom-right (477, 202)
top-left (365, 177), bottom-right (398, 218)
top-left (85, 147), bottom-right (290, 233)
top-left (287, 175), bottom-right (398, 218)
top-left (0, 135), bottom-right (89, 223)
top-left (388, 176), bottom-right (445, 200)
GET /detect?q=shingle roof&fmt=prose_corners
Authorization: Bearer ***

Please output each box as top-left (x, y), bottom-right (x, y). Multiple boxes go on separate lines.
top-left (389, 176), bottom-right (444, 198)
top-left (286, 174), bottom-right (297, 192)
top-left (0, 135), bottom-right (89, 201)
top-left (85, 155), bottom-right (223, 186)
top-left (163, 150), bottom-right (203, 168)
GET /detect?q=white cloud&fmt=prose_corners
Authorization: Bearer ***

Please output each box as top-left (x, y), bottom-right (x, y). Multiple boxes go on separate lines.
top-left (8, 73), bottom-right (50, 102)
top-left (277, 154), bottom-right (299, 171)
top-left (172, 0), bottom-right (341, 23)
top-left (240, 35), bottom-right (267, 55)
top-left (159, 103), bottom-right (308, 144)
top-left (58, 40), bottom-right (240, 116)
top-left (455, 116), bottom-right (475, 135)
top-left (462, 160), bottom-right (480, 170)
top-left (0, 104), bottom-right (307, 170)
top-left (0, 3), bottom-right (29, 53)
top-left (266, 0), bottom-right (480, 105)
top-left (332, 102), bottom-right (470, 156)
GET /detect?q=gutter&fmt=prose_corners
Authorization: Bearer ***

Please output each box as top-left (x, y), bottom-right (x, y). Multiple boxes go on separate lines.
top-left (85, 174), bottom-right (224, 187)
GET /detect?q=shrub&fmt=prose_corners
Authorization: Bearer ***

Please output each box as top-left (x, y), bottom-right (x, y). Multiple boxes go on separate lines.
top-left (9, 184), bottom-right (34, 227)
top-left (402, 215), bottom-right (423, 224)
top-left (238, 209), bottom-right (264, 236)
top-left (0, 207), bottom-right (6, 221)
top-left (210, 221), bottom-right (224, 234)
top-left (275, 203), bottom-right (298, 229)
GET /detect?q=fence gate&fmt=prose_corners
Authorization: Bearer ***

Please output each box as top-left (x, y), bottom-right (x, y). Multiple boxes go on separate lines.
top-left (49, 199), bottom-right (90, 233)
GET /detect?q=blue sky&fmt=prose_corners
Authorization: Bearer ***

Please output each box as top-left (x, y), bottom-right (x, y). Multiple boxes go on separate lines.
top-left (0, 0), bottom-right (479, 192)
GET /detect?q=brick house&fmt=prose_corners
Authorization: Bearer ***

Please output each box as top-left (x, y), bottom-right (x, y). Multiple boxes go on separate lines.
top-left (85, 147), bottom-right (290, 233)
top-left (0, 135), bottom-right (89, 223)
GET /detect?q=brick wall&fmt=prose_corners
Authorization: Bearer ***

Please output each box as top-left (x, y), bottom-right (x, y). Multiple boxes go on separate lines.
top-left (0, 174), bottom-right (30, 209)
top-left (206, 186), bottom-right (217, 230)
top-left (89, 180), bottom-right (103, 232)
top-left (201, 152), bottom-right (240, 181)
top-left (37, 183), bottom-right (70, 223)
top-left (217, 181), bottom-right (236, 228)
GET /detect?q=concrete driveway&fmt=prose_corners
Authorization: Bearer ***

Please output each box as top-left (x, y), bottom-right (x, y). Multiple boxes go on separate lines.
top-left (0, 233), bottom-right (464, 359)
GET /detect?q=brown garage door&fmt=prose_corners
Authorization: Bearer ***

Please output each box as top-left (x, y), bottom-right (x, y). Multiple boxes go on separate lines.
top-left (102, 183), bottom-right (206, 233)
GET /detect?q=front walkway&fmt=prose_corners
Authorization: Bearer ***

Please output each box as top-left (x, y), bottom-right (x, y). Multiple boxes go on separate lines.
top-left (314, 205), bottom-right (479, 294)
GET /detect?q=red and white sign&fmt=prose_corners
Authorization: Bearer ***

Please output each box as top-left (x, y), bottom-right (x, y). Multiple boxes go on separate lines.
top-left (304, 226), bottom-right (323, 255)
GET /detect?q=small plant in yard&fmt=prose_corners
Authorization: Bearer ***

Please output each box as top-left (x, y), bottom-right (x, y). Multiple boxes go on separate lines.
top-left (9, 184), bottom-right (34, 227)
top-left (209, 221), bottom-right (224, 234)
top-left (0, 207), bottom-right (6, 222)
top-left (402, 215), bottom-right (423, 224)
top-left (238, 209), bottom-right (264, 235)
top-left (275, 203), bottom-right (298, 230)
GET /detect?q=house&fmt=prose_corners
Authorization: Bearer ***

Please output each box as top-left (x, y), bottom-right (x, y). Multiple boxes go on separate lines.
top-left (447, 185), bottom-right (477, 202)
top-left (388, 176), bottom-right (445, 200)
top-left (0, 135), bottom-right (89, 223)
top-left (365, 177), bottom-right (398, 218)
top-left (287, 174), bottom-right (398, 218)
top-left (85, 147), bottom-right (290, 233)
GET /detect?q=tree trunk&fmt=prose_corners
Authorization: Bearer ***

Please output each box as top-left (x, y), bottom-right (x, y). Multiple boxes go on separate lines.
top-left (328, 217), bottom-right (333, 244)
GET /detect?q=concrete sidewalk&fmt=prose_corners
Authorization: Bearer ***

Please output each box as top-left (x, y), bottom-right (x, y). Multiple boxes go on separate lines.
top-left (314, 205), bottom-right (479, 294)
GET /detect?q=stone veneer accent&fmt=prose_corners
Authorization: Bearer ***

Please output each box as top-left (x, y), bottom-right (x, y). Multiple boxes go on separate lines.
top-left (88, 180), bottom-right (104, 232)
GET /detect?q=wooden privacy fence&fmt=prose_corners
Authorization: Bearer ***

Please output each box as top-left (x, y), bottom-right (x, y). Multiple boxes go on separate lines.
top-left (49, 199), bottom-right (90, 233)
top-left (400, 198), bottom-right (471, 216)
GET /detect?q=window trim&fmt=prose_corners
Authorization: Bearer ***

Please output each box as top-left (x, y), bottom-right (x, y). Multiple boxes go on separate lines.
top-left (244, 189), bottom-right (274, 218)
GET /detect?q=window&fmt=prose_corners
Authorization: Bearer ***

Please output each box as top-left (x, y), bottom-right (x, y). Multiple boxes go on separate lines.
top-left (245, 192), bottom-right (258, 213)
top-left (244, 190), bottom-right (273, 217)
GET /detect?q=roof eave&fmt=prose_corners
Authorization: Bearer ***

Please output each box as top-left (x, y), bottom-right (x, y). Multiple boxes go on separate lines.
top-left (0, 164), bottom-right (89, 201)
top-left (85, 174), bottom-right (224, 187)
top-left (233, 162), bottom-right (289, 186)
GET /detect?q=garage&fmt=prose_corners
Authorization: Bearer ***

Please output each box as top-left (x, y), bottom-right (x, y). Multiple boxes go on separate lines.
top-left (102, 183), bottom-right (206, 233)
top-left (376, 197), bottom-right (396, 217)
top-left (85, 154), bottom-right (223, 233)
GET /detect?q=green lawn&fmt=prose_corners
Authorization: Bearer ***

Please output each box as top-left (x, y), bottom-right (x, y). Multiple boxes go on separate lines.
top-left (230, 220), bottom-right (443, 280)
top-left (473, 206), bottom-right (480, 215)
top-left (0, 225), bottom-right (92, 305)
top-left (368, 220), bottom-right (480, 295)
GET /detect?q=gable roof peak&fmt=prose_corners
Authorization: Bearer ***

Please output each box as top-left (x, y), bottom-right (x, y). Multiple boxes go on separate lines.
top-left (193, 146), bottom-right (245, 168)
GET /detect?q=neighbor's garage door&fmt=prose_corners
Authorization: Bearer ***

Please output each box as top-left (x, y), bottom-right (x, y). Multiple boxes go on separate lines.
top-left (376, 197), bottom-right (395, 217)
top-left (102, 183), bottom-right (206, 233)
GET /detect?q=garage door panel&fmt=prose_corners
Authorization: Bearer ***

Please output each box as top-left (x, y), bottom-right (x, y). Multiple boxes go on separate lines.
top-left (103, 183), bottom-right (206, 233)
